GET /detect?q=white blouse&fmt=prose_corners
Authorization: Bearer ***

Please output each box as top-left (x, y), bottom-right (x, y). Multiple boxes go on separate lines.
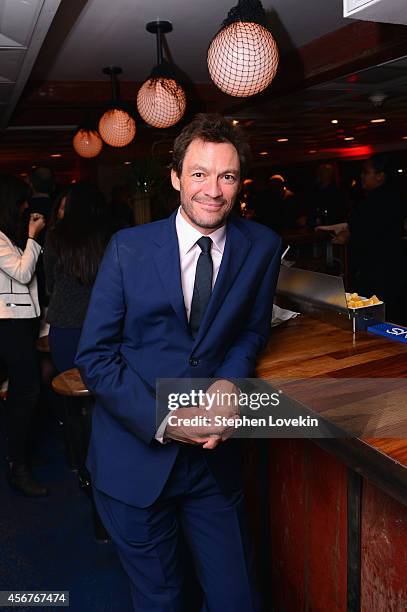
top-left (0, 231), bottom-right (41, 318)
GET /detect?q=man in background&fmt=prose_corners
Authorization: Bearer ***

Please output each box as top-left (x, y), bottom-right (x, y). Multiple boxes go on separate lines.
top-left (255, 174), bottom-right (303, 233)
top-left (27, 166), bottom-right (55, 222)
top-left (317, 155), bottom-right (406, 323)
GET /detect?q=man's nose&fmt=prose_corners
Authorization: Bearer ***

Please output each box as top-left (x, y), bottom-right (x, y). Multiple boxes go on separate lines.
top-left (204, 177), bottom-right (222, 199)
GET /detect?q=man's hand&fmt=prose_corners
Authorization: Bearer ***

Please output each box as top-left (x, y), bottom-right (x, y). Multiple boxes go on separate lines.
top-left (331, 229), bottom-right (350, 245)
top-left (165, 379), bottom-right (240, 449)
top-left (164, 407), bottom-right (220, 445)
top-left (316, 222), bottom-right (349, 234)
top-left (201, 379), bottom-right (240, 449)
top-left (316, 223), bottom-right (350, 245)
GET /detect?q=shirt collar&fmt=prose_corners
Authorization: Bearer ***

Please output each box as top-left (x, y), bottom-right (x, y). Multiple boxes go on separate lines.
top-left (175, 207), bottom-right (226, 256)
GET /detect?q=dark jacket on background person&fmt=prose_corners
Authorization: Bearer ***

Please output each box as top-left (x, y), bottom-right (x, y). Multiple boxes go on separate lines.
top-left (307, 183), bottom-right (345, 227)
top-left (27, 195), bottom-right (53, 224)
top-left (348, 184), bottom-right (406, 321)
top-left (255, 188), bottom-right (303, 233)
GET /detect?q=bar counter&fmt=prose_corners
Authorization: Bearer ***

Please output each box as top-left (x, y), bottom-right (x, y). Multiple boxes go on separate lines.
top-left (255, 316), bottom-right (407, 611)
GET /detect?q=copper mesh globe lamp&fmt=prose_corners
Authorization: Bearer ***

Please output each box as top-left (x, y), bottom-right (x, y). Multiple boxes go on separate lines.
top-left (136, 21), bottom-right (186, 129)
top-left (207, 0), bottom-right (279, 97)
top-left (137, 77), bottom-right (186, 129)
top-left (73, 128), bottom-right (103, 158)
top-left (99, 66), bottom-right (136, 147)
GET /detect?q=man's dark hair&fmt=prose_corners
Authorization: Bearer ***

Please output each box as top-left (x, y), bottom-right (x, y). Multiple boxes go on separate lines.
top-left (29, 166), bottom-right (55, 195)
top-left (171, 113), bottom-right (251, 180)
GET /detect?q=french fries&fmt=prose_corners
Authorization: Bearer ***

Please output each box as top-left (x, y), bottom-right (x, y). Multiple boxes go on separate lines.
top-left (346, 293), bottom-right (381, 309)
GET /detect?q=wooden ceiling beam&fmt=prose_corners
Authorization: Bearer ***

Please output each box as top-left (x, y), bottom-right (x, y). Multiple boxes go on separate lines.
top-left (294, 21), bottom-right (407, 83)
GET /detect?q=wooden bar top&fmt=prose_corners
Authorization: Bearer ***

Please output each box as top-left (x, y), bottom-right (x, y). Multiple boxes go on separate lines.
top-left (256, 316), bottom-right (407, 505)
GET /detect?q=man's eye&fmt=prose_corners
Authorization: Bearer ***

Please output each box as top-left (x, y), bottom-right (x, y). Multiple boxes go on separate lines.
top-left (224, 175), bottom-right (236, 182)
top-left (193, 172), bottom-right (204, 178)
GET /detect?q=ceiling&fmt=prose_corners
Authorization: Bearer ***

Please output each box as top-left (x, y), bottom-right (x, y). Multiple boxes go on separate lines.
top-left (2, 0), bottom-right (407, 172)
top-left (30, 0), bottom-right (347, 83)
top-left (0, 0), bottom-right (63, 128)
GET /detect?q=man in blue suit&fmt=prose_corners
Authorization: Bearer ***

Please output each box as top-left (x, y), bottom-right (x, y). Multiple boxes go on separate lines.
top-left (76, 114), bottom-right (282, 611)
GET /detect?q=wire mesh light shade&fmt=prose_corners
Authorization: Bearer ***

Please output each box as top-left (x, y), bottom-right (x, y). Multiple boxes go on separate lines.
top-left (137, 78), bottom-right (186, 128)
top-left (207, 21), bottom-right (279, 97)
top-left (98, 108), bottom-right (136, 147)
top-left (73, 129), bottom-right (103, 158)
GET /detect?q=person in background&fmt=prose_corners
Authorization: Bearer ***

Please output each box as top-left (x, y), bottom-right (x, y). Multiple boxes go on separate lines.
top-left (0, 174), bottom-right (47, 496)
top-left (255, 174), bottom-right (303, 233)
top-left (307, 163), bottom-right (345, 227)
top-left (44, 182), bottom-right (112, 373)
top-left (25, 167), bottom-right (56, 310)
top-left (27, 166), bottom-right (55, 222)
top-left (109, 184), bottom-right (135, 231)
top-left (317, 155), bottom-right (406, 323)
top-left (35, 188), bottom-right (68, 390)
top-left (46, 189), bottom-right (68, 234)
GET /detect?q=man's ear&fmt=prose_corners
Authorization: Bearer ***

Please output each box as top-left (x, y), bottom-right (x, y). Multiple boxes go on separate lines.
top-left (171, 169), bottom-right (181, 192)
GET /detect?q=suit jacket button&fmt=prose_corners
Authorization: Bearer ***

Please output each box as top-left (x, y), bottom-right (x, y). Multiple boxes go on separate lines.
top-left (189, 358), bottom-right (199, 367)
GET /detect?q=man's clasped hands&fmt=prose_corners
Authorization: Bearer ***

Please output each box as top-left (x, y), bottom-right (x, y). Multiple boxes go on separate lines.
top-left (165, 379), bottom-right (240, 450)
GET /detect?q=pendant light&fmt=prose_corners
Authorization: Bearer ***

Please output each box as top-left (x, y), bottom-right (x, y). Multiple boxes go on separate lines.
top-left (73, 117), bottom-right (103, 158)
top-left (137, 20), bottom-right (186, 129)
top-left (99, 66), bottom-right (136, 147)
top-left (207, 0), bottom-right (279, 98)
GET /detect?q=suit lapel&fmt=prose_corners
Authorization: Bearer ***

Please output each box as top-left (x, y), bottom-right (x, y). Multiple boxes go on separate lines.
top-left (151, 212), bottom-right (252, 341)
top-left (193, 216), bottom-right (252, 347)
top-left (152, 212), bottom-right (189, 330)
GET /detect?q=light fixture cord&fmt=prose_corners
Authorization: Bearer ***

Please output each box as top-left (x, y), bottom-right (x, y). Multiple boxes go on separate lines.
top-left (110, 71), bottom-right (119, 101)
top-left (222, 0), bottom-right (269, 28)
top-left (156, 29), bottom-right (163, 65)
top-left (145, 24), bottom-right (185, 108)
top-left (103, 67), bottom-right (133, 115)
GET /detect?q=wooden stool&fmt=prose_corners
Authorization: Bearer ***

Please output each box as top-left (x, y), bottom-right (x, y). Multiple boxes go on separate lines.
top-left (51, 368), bottom-right (87, 471)
top-left (36, 335), bottom-right (50, 353)
top-left (52, 368), bottom-right (109, 542)
top-left (52, 368), bottom-right (90, 397)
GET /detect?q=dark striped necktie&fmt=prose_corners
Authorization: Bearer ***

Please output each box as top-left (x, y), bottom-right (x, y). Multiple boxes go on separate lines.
top-left (189, 236), bottom-right (213, 338)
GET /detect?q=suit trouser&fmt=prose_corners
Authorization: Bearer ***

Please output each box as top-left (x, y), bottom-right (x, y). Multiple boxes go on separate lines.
top-left (93, 445), bottom-right (262, 612)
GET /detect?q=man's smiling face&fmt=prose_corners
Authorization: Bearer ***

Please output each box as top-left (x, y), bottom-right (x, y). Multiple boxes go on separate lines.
top-left (171, 138), bottom-right (241, 234)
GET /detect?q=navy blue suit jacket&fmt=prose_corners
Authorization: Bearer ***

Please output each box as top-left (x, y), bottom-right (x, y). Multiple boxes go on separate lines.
top-left (75, 211), bottom-right (282, 507)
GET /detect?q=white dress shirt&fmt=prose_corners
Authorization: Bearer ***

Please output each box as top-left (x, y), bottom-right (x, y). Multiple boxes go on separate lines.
top-left (155, 207), bottom-right (226, 442)
top-left (176, 207), bottom-right (226, 320)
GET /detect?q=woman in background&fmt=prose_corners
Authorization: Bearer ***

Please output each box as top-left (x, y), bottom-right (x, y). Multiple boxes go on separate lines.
top-left (0, 174), bottom-right (47, 496)
top-left (44, 182), bottom-right (112, 372)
